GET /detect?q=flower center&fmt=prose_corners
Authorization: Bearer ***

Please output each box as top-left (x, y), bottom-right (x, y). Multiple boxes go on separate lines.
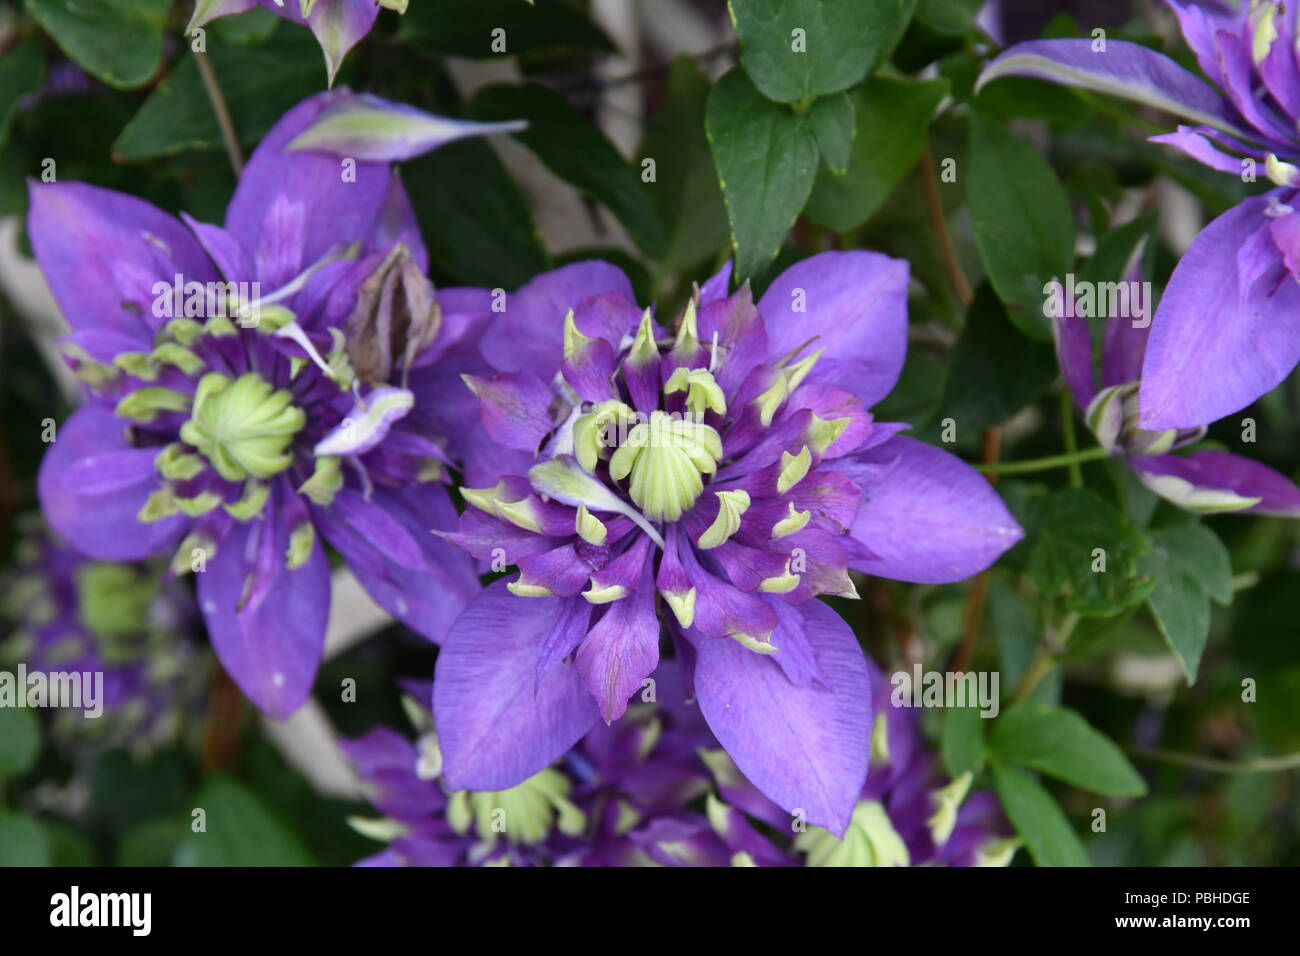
top-left (446, 767), bottom-right (587, 846)
top-left (608, 411), bottom-right (723, 522)
top-left (178, 371), bottom-right (306, 483)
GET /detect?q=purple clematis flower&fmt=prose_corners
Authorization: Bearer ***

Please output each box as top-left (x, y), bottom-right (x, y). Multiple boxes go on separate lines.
top-left (0, 518), bottom-right (210, 756)
top-left (707, 659), bottom-right (1019, 866)
top-left (978, 1), bottom-right (1300, 428)
top-left (188, 0), bottom-right (405, 84)
top-left (1053, 252), bottom-right (1300, 515)
top-left (433, 253), bottom-right (1024, 835)
top-left (342, 665), bottom-right (738, 867)
top-left (30, 90), bottom-right (513, 718)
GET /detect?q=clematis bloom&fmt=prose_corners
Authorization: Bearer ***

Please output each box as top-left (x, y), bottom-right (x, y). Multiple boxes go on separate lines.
top-left (979, 0), bottom-right (1300, 428)
top-left (1054, 252), bottom-right (1300, 515)
top-left (31, 91), bottom-right (514, 718)
top-left (433, 253), bottom-right (1023, 834)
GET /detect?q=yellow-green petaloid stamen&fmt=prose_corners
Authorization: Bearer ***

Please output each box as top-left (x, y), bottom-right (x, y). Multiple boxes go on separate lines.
top-left (178, 372), bottom-right (306, 483)
top-left (608, 412), bottom-right (723, 522)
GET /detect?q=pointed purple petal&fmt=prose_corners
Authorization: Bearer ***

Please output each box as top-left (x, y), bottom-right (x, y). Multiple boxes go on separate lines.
top-left (757, 250), bottom-right (910, 407)
top-left (1132, 449), bottom-right (1300, 517)
top-left (37, 406), bottom-right (186, 561)
top-left (1139, 194), bottom-right (1300, 428)
top-left (842, 436), bottom-right (1023, 583)
top-left (575, 557), bottom-right (659, 721)
top-left (976, 39), bottom-right (1249, 141)
top-left (433, 580), bottom-right (600, 791)
top-left (198, 485), bottom-right (329, 719)
top-left (690, 599), bottom-right (871, 836)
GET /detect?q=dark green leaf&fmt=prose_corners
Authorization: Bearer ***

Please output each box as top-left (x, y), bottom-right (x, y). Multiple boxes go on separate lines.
top-left (1152, 522), bottom-right (1233, 605)
top-left (729, 0), bottom-right (916, 103)
top-left (991, 760), bottom-right (1090, 866)
top-left (1026, 488), bottom-right (1153, 616)
top-left (27, 0), bottom-right (171, 89)
top-left (991, 702), bottom-right (1148, 797)
top-left (401, 0), bottom-right (615, 58)
top-left (113, 32), bottom-right (324, 161)
top-left (0, 706), bottom-right (41, 781)
top-left (405, 138), bottom-right (548, 289)
top-left (0, 811), bottom-right (51, 866)
top-left (640, 57), bottom-right (731, 273)
top-left (41, 821), bottom-right (96, 866)
top-left (706, 68), bottom-right (819, 282)
top-left (941, 703), bottom-right (986, 778)
top-left (927, 283), bottom-right (1057, 436)
top-left (471, 83), bottom-right (663, 251)
top-left (967, 109), bottom-right (1074, 339)
top-left (1139, 523), bottom-right (1230, 683)
top-left (804, 76), bottom-right (948, 230)
top-left (0, 44), bottom-right (44, 151)
top-left (173, 776), bottom-right (315, 866)
top-left (803, 91), bottom-right (854, 174)
top-left (917, 0), bottom-right (984, 34)
top-left (987, 578), bottom-right (1038, 690)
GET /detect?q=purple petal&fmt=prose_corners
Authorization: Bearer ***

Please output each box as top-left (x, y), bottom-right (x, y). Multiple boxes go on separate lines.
top-left (37, 406), bottom-right (186, 561)
top-left (976, 39), bottom-right (1250, 141)
top-left (1139, 194), bottom-right (1300, 428)
top-left (465, 370), bottom-right (555, 453)
top-left (225, 91), bottom-right (393, 269)
top-left (1132, 449), bottom-right (1300, 517)
top-left (317, 484), bottom-right (479, 643)
top-left (757, 250), bottom-right (910, 407)
top-left (433, 580), bottom-right (601, 791)
top-left (188, 0), bottom-right (260, 31)
top-left (287, 92), bottom-right (525, 161)
top-left (1052, 306), bottom-right (1096, 408)
top-left (262, 0), bottom-right (379, 85)
top-left (198, 484), bottom-right (329, 719)
top-left (484, 261), bottom-right (636, 375)
top-left (1149, 125), bottom-right (1252, 175)
top-left (689, 599), bottom-right (871, 836)
top-left (575, 558), bottom-right (660, 721)
top-left (28, 181), bottom-right (217, 342)
top-left (842, 436), bottom-right (1024, 583)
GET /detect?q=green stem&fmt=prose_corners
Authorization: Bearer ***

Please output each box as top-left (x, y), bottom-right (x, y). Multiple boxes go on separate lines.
top-left (1059, 387), bottom-right (1082, 489)
top-left (1129, 747), bottom-right (1300, 774)
top-left (1009, 611), bottom-right (1078, 704)
top-left (976, 445), bottom-right (1111, 476)
top-left (195, 50), bottom-right (243, 177)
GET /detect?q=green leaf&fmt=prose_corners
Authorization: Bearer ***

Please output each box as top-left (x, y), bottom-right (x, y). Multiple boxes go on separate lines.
top-left (404, 138), bottom-right (549, 289)
top-left (0, 44), bottom-right (44, 151)
top-left (941, 703), bottom-right (986, 778)
top-left (401, 0), bottom-right (615, 58)
top-left (41, 821), bottom-right (96, 866)
top-left (803, 91), bottom-right (854, 174)
top-left (1138, 523), bottom-right (1230, 683)
top-left (1153, 522), bottom-right (1233, 605)
top-left (967, 109), bottom-right (1074, 340)
top-left (706, 68), bottom-right (819, 282)
top-left (991, 760), bottom-right (1091, 866)
top-left (113, 32), bottom-right (324, 161)
top-left (926, 283), bottom-right (1057, 436)
top-left (987, 578), bottom-right (1038, 690)
top-left (173, 776), bottom-right (315, 866)
top-left (917, 0), bottom-right (984, 34)
top-left (1143, 563), bottom-right (1210, 684)
top-left (991, 702), bottom-right (1148, 797)
top-left (0, 706), bottom-right (41, 781)
top-left (639, 56), bottom-right (731, 273)
top-left (0, 812), bottom-right (51, 866)
top-left (27, 0), bottom-right (171, 89)
top-left (729, 0), bottom-right (917, 103)
top-left (117, 819), bottom-right (187, 867)
top-left (1026, 488), bottom-right (1153, 616)
top-left (471, 83), bottom-right (664, 251)
top-left (804, 76), bottom-right (949, 231)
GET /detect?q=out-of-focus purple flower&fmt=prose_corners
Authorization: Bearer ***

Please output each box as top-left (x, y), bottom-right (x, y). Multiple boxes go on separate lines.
top-left (1052, 250), bottom-right (1300, 516)
top-left (978, 1), bottom-right (1300, 428)
top-left (432, 253), bottom-right (1023, 835)
top-left (30, 91), bottom-right (513, 718)
top-left (342, 666), bottom-right (736, 867)
top-left (188, 0), bottom-right (407, 85)
top-left (0, 518), bottom-right (209, 755)
top-left (707, 660), bottom-right (1019, 867)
